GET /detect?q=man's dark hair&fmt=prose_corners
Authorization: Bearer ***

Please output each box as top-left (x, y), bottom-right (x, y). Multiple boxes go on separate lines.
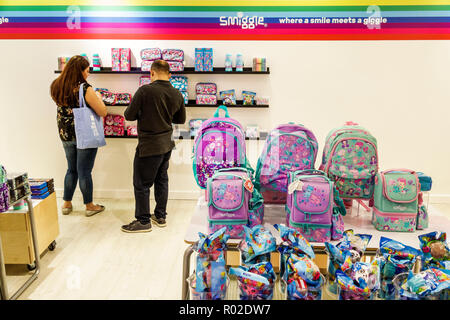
top-left (151, 60), bottom-right (170, 74)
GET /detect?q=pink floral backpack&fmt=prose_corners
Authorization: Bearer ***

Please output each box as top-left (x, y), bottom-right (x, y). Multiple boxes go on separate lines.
top-left (255, 123), bottom-right (318, 204)
top-left (193, 105), bottom-right (250, 189)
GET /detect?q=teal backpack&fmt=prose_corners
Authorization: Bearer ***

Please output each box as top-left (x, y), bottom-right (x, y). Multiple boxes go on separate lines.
top-left (319, 122), bottom-right (379, 202)
top-left (372, 169), bottom-right (420, 232)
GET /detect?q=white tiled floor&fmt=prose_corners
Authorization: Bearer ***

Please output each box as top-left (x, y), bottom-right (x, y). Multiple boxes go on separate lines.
top-left (3, 198), bottom-right (450, 300)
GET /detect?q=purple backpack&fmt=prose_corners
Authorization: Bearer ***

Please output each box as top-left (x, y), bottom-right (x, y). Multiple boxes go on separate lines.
top-left (193, 105), bottom-right (247, 189)
top-left (255, 123), bottom-right (318, 204)
top-left (286, 169), bottom-right (345, 243)
top-left (207, 168), bottom-right (256, 239)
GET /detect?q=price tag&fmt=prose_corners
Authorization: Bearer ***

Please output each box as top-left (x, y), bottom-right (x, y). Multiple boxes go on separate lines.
top-left (244, 179), bottom-right (254, 193)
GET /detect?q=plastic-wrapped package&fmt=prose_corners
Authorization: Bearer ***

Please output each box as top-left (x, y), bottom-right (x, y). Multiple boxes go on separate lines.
top-left (419, 231), bottom-right (449, 269)
top-left (242, 91), bottom-right (256, 105)
top-left (274, 224), bottom-right (315, 259)
top-left (192, 227), bottom-right (229, 299)
top-left (220, 89), bottom-right (237, 105)
top-left (229, 262), bottom-right (276, 300)
top-left (397, 268), bottom-right (450, 300)
top-left (239, 225), bottom-right (276, 265)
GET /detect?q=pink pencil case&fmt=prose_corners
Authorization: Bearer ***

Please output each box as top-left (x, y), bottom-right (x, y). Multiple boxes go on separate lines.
top-left (127, 125), bottom-right (138, 136)
top-left (101, 91), bottom-right (116, 105)
top-left (141, 48), bottom-right (161, 61)
top-left (196, 94), bottom-right (217, 105)
top-left (196, 82), bottom-right (217, 95)
top-left (141, 60), bottom-right (153, 72)
top-left (168, 61), bottom-right (184, 72)
top-left (162, 49), bottom-right (184, 62)
top-left (115, 93), bottom-right (132, 105)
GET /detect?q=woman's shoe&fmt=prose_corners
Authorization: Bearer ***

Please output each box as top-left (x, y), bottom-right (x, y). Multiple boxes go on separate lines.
top-left (62, 207), bottom-right (73, 215)
top-left (85, 205), bottom-right (105, 217)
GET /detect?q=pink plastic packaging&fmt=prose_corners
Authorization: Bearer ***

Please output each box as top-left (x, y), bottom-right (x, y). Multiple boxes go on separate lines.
top-left (162, 49), bottom-right (184, 62)
top-left (196, 94), bottom-right (217, 105)
top-left (141, 48), bottom-right (161, 61)
top-left (120, 48), bottom-right (131, 71)
top-left (111, 48), bottom-right (121, 71)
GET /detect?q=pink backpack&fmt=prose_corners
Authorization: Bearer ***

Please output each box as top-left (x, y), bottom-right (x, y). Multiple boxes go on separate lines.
top-left (255, 123), bottom-right (318, 204)
top-left (193, 106), bottom-right (249, 190)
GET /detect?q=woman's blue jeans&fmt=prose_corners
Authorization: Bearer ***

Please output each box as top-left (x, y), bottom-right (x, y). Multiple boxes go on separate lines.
top-left (62, 141), bottom-right (98, 204)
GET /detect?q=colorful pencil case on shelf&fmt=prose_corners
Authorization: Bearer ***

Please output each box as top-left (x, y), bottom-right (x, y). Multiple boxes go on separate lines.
top-left (139, 76), bottom-right (151, 86)
top-left (104, 125), bottom-right (125, 136)
top-left (220, 90), bottom-right (237, 105)
top-left (115, 93), bottom-right (132, 105)
top-left (141, 48), bottom-right (161, 61)
top-left (162, 49), bottom-right (184, 62)
top-left (170, 76), bottom-right (188, 91)
top-left (101, 91), bottom-right (117, 105)
top-left (127, 126), bottom-right (138, 136)
top-left (196, 94), bottom-right (217, 105)
top-left (196, 83), bottom-right (217, 95)
top-left (104, 114), bottom-right (125, 127)
top-left (141, 60), bottom-right (153, 71)
top-left (168, 61), bottom-right (184, 72)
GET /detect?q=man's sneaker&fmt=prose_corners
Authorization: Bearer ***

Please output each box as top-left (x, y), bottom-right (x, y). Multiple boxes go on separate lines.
top-left (151, 214), bottom-right (166, 227)
top-left (121, 220), bottom-right (152, 233)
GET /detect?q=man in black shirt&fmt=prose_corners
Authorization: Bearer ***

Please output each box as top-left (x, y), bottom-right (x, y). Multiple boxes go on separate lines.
top-left (121, 60), bottom-right (186, 233)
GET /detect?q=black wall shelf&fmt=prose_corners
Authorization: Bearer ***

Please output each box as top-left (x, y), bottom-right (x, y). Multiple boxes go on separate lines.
top-left (105, 135), bottom-right (260, 141)
top-left (106, 100), bottom-right (268, 108)
top-left (54, 67), bottom-right (270, 75)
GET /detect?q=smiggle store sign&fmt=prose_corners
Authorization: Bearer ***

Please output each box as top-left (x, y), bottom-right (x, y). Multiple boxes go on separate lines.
top-left (0, 1), bottom-right (449, 40)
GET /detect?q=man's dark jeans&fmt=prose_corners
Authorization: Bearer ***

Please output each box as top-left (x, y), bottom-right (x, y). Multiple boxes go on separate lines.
top-left (133, 150), bottom-right (172, 224)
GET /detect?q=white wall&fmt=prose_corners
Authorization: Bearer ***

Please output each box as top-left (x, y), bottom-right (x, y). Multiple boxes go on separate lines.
top-left (1, 40), bottom-right (449, 202)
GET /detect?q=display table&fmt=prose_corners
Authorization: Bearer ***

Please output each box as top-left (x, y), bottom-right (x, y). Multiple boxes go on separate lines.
top-left (182, 196), bottom-right (450, 299)
top-left (0, 192), bottom-right (59, 300)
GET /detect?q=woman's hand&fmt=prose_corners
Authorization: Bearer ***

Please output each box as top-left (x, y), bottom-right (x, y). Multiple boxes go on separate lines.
top-left (85, 86), bottom-right (107, 117)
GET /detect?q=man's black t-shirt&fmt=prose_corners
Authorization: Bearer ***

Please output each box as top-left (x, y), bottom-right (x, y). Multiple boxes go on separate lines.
top-left (124, 80), bottom-right (186, 157)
